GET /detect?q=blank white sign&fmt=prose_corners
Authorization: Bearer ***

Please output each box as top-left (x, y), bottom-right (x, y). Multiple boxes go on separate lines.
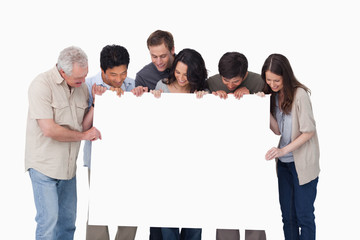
top-left (88, 91), bottom-right (282, 238)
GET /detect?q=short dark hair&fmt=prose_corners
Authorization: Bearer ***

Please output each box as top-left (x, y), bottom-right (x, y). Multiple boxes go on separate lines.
top-left (147, 30), bottom-right (174, 52)
top-left (100, 45), bottom-right (130, 72)
top-left (218, 52), bottom-right (248, 79)
top-left (165, 48), bottom-right (208, 93)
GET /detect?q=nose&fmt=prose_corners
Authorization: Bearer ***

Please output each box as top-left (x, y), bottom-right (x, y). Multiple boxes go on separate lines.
top-left (156, 58), bottom-right (162, 65)
top-left (114, 75), bottom-right (122, 83)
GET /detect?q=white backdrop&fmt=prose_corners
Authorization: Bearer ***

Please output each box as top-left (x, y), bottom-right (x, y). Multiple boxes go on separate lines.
top-left (1, 0), bottom-right (359, 239)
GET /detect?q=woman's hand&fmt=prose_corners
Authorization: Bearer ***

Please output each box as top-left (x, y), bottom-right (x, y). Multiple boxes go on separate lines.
top-left (265, 147), bottom-right (285, 160)
top-left (195, 90), bottom-right (207, 99)
top-left (150, 89), bottom-right (163, 98)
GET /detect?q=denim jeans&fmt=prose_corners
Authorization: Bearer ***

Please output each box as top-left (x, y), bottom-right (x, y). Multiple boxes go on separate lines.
top-left (161, 227), bottom-right (201, 240)
top-left (29, 168), bottom-right (77, 240)
top-left (277, 161), bottom-right (318, 240)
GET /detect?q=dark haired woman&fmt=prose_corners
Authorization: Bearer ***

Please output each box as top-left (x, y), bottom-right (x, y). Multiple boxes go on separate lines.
top-left (262, 53), bottom-right (320, 240)
top-left (151, 48), bottom-right (208, 99)
top-left (150, 48), bottom-right (208, 240)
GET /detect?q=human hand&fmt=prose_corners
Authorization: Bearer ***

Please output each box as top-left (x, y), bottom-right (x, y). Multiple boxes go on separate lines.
top-left (84, 126), bottom-right (102, 141)
top-left (110, 87), bottom-right (124, 97)
top-left (150, 89), bottom-right (163, 98)
top-left (195, 90), bottom-right (207, 99)
top-left (212, 90), bottom-right (228, 99)
top-left (131, 86), bottom-right (148, 97)
top-left (255, 92), bottom-right (265, 97)
top-left (265, 147), bottom-right (284, 160)
top-left (233, 87), bottom-right (249, 99)
top-left (91, 84), bottom-right (107, 104)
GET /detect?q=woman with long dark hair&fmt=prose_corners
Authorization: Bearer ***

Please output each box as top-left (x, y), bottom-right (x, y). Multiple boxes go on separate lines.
top-left (262, 53), bottom-right (320, 240)
top-left (150, 48), bottom-right (208, 240)
top-left (151, 48), bottom-right (208, 98)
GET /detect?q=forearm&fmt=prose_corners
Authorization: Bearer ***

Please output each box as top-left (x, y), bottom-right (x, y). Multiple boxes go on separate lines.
top-left (282, 131), bottom-right (315, 156)
top-left (38, 119), bottom-right (87, 142)
top-left (270, 114), bottom-right (281, 135)
top-left (82, 106), bottom-right (94, 131)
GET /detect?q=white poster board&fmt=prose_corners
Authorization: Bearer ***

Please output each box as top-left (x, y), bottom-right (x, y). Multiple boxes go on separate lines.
top-left (88, 92), bottom-right (281, 238)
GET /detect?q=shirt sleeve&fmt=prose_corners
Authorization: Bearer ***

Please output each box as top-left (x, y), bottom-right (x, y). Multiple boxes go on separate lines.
top-left (297, 89), bottom-right (316, 133)
top-left (135, 73), bottom-right (145, 87)
top-left (28, 77), bottom-right (54, 120)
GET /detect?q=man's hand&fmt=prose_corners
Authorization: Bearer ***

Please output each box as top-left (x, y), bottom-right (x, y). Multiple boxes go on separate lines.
top-left (110, 87), bottom-right (124, 97)
top-left (212, 90), bottom-right (228, 99)
top-left (131, 86), bottom-right (148, 97)
top-left (233, 87), bottom-right (249, 99)
top-left (83, 126), bottom-right (102, 141)
top-left (92, 84), bottom-right (107, 97)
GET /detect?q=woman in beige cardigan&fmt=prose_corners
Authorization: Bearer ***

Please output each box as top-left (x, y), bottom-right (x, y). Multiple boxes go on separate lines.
top-left (262, 54), bottom-right (320, 240)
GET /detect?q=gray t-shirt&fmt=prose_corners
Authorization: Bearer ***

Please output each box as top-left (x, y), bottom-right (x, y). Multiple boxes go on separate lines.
top-left (206, 72), bottom-right (264, 94)
top-left (135, 62), bottom-right (171, 90)
top-left (275, 95), bottom-right (294, 163)
top-left (155, 80), bottom-right (170, 92)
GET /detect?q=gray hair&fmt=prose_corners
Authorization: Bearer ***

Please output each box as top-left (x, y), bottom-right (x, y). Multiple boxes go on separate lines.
top-left (57, 46), bottom-right (88, 75)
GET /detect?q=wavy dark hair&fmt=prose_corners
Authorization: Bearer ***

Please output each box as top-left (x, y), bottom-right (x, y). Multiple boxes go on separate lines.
top-left (100, 45), bottom-right (130, 72)
top-left (163, 48), bottom-right (208, 93)
top-left (261, 53), bottom-right (310, 115)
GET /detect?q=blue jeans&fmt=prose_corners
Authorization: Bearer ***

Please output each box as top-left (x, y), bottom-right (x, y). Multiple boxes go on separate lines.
top-left (161, 227), bottom-right (201, 240)
top-left (29, 168), bottom-right (77, 240)
top-left (277, 161), bottom-right (318, 240)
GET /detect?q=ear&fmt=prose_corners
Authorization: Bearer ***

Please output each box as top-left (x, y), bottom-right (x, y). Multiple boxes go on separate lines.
top-left (244, 71), bottom-right (249, 80)
top-left (59, 68), bottom-right (66, 78)
top-left (171, 47), bottom-right (175, 56)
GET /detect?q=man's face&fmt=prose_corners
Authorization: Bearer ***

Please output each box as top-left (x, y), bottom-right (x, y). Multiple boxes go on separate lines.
top-left (149, 43), bottom-right (174, 72)
top-left (62, 63), bottom-right (88, 88)
top-left (221, 76), bottom-right (244, 91)
top-left (101, 65), bottom-right (128, 88)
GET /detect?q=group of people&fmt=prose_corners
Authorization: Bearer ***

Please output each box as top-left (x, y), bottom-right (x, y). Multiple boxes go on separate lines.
top-left (25, 30), bottom-right (320, 240)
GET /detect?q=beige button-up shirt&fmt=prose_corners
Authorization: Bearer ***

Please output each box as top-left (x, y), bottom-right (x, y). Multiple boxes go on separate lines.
top-left (25, 66), bottom-right (89, 180)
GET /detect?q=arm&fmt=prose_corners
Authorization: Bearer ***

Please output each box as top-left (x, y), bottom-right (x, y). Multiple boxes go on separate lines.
top-left (38, 119), bottom-right (101, 142)
top-left (265, 131), bottom-right (315, 160)
top-left (82, 83), bottom-right (107, 132)
top-left (270, 113), bottom-right (281, 135)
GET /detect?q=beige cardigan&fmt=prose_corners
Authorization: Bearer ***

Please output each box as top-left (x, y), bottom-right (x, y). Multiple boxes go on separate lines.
top-left (277, 87), bottom-right (320, 185)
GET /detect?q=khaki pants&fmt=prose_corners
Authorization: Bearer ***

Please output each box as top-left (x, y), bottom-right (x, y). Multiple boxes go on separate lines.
top-left (86, 225), bottom-right (137, 240)
top-left (216, 229), bottom-right (266, 240)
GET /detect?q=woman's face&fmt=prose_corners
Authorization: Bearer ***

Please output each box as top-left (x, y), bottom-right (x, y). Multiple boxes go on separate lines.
top-left (265, 70), bottom-right (283, 92)
top-left (174, 61), bottom-right (189, 87)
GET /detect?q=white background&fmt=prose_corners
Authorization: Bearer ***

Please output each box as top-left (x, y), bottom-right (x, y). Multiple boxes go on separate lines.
top-left (0, 0), bottom-right (359, 239)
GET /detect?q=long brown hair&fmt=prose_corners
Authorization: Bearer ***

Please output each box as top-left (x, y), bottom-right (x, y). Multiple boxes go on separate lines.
top-left (261, 54), bottom-right (310, 115)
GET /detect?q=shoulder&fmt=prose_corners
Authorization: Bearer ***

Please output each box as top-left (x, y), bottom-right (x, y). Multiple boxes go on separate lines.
top-left (124, 77), bottom-right (135, 91)
top-left (207, 74), bottom-right (221, 83)
top-left (155, 79), bottom-right (169, 92)
top-left (29, 68), bottom-right (55, 95)
top-left (136, 62), bottom-right (154, 76)
top-left (294, 87), bottom-right (310, 100)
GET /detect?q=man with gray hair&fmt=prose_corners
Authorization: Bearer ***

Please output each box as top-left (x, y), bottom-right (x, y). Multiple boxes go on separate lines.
top-left (25, 46), bottom-right (102, 239)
